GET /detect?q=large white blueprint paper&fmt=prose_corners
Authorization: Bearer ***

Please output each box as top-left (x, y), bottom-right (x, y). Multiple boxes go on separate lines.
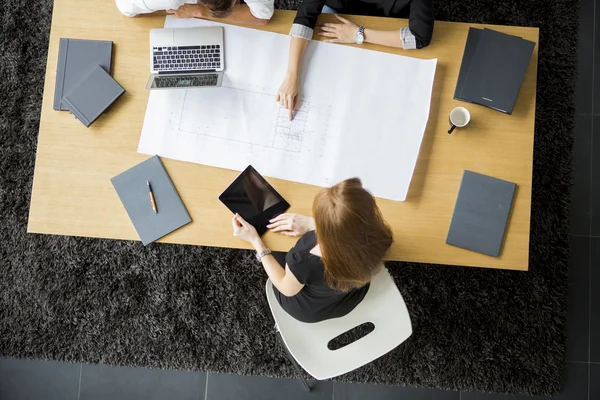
top-left (138, 17), bottom-right (437, 201)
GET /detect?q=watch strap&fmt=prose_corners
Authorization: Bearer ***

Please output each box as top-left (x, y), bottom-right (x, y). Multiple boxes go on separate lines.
top-left (356, 26), bottom-right (365, 44)
top-left (256, 248), bottom-right (272, 261)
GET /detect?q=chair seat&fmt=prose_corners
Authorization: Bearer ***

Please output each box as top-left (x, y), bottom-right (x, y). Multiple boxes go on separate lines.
top-left (266, 266), bottom-right (412, 380)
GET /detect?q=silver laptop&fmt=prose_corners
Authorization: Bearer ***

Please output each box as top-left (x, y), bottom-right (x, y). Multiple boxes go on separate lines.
top-left (146, 27), bottom-right (224, 90)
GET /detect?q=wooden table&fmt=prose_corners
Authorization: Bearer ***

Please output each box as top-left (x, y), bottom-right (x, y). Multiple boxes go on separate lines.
top-left (28, 0), bottom-right (538, 270)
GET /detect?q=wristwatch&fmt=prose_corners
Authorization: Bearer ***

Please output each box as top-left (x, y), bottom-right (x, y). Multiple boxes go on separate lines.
top-left (256, 248), bottom-right (272, 261)
top-left (355, 26), bottom-right (365, 45)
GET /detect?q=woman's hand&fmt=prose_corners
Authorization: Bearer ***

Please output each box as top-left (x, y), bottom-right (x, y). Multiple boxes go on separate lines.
top-left (276, 72), bottom-right (299, 120)
top-left (317, 14), bottom-right (359, 43)
top-left (166, 4), bottom-right (206, 19)
top-left (232, 214), bottom-right (260, 245)
top-left (267, 213), bottom-right (315, 237)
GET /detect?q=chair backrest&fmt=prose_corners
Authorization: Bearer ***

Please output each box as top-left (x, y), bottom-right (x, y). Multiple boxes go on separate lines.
top-left (265, 266), bottom-right (412, 380)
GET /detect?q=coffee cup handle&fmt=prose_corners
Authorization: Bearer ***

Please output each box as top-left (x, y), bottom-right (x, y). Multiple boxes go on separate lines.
top-left (448, 124), bottom-right (456, 134)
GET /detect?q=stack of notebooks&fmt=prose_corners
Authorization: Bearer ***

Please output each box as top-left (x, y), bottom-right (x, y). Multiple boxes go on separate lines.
top-left (454, 28), bottom-right (535, 114)
top-left (54, 38), bottom-right (125, 127)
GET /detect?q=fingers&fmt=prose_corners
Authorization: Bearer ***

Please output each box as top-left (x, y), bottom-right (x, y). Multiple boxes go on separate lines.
top-left (271, 225), bottom-right (294, 233)
top-left (270, 229), bottom-right (299, 237)
top-left (292, 95), bottom-right (300, 112)
top-left (318, 25), bottom-right (337, 33)
top-left (278, 93), bottom-right (286, 110)
top-left (286, 95), bottom-right (294, 120)
top-left (269, 213), bottom-right (289, 223)
top-left (335, 14), bottom-right (349, 23)
top-left (267, 220), bottom-right (289, 230)
top-left (324, 39), bottom-right (339, 43)
top-left (266, 221), bottom-right (283, 229)
top-left (283, 95), bottom-right (289, 111)
top-left (276, 93), bottom-right (280, 102)
top-left (234, 213), bottom-right (248, 227)
top-left (231, 215), bottom-right (242, 233)
top-left (318, 32), bottom-right (338, 38)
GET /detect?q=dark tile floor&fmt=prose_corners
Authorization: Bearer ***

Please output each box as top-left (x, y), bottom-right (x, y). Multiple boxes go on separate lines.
top-left (0, 2), bottom-right (597, 400)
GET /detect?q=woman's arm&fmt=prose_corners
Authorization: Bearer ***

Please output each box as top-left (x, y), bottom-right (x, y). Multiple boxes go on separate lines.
top-left (267, 213), bottom-right (315, 236)
top-left (231, 214), bottom-right (304, 296)
top-left (252, 238), bottom-right (304, 296)
top-left (401, 0), bottom-right (434, 49)
top-left (363, 29), bottom-right (403, 48)
top-left (167, 4), bottom-right (270, 25)
top-left (318, 7), bottom-right (434, 49)
top-left (276, 0), bottom-right (325, 119)
top-left (276, 37), bottom-right (309, 120)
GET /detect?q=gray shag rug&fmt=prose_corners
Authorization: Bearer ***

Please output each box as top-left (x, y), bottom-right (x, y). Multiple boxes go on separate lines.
top-left (0, 0), bottom-right (575, 396)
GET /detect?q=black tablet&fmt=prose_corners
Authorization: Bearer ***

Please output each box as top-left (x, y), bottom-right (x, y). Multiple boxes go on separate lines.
top-left (219, 166), bottom-right (290, 236)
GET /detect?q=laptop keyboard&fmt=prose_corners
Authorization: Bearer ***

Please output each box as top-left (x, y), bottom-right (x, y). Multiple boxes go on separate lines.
top-left (152, 74), bottom-right (219, 89)
top-left (153, 45), bottom-right (222, 71)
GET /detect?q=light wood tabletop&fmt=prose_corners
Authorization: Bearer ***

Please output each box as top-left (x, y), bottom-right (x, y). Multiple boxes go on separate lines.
top-left (28, 0), bottom-right (538, 270)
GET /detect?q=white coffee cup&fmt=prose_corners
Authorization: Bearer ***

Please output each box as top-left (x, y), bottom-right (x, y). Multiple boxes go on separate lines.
top-left (448, 107), bottom-right (471, 134)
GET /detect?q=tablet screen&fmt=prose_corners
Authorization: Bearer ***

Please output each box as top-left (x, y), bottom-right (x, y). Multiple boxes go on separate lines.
top-left (219, 166), bottom-right (290, 236)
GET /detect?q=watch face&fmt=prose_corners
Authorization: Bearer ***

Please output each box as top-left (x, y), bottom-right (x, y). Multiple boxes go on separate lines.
top-left (356, 32), bottom-right (364, 45)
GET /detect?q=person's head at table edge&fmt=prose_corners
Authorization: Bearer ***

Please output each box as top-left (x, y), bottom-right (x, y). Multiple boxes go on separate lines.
top-left (314, 178), bottom-right (393, 291)
top-left (198, 0), bottom-right (239, 19)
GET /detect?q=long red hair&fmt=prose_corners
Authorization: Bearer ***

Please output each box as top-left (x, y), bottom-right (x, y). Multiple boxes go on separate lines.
top-left (312, 178), bottom-right (393, 291)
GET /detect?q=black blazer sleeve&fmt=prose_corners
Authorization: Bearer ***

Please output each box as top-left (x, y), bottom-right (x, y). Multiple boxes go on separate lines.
top-left (293, 0), bottom-right (327, 29)
top-left (409, 0), bottom-right (435, 48)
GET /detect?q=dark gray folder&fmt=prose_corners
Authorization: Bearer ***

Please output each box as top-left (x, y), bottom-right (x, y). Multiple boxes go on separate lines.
top-left (454, 27), bottom-right (482, 101)
top-left (62, 65), bottom-right (125, 127)
top-left (53, 38), bottom-right (113, 111)
top-left (446, 170), bottom-right (517, 257)
top-left (111, 156), bottom-right (192, 246)
top-left (458, 28), bottom-right (535, 114)
top-left (455, 28), bottom-right (523, 100)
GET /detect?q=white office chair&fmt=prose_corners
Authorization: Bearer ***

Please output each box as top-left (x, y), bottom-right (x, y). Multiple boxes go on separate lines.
top-left (265, 266), bottom-right (412, 390)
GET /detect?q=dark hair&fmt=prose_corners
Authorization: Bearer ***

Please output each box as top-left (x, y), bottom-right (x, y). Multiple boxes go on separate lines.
top-left (312, 178), bottom-right (393, 292)
top-left (201, 0), bottom-right (238, 18)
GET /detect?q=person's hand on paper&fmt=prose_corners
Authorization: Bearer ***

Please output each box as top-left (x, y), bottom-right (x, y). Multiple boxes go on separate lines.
top-left (232, 213), bottom-right (260, 244)
top-left (166, 4), bottom-right (207, 19)
top-left (276, 72), bottom-right (299, 120)
top-left (317, 14), bottom-right (360, 43)
top-left (267, 213), bottom-right (315, 237)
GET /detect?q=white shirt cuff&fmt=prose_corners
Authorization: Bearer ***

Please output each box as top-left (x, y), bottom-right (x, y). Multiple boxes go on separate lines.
top-left (246, 0), bottom-right (274, 19)
top-left (289, 24), bottom-right (313, 40)
top-left (400, 27), bottom-right (417, 50)
top-left (115, 0), bottom-right (191, 17)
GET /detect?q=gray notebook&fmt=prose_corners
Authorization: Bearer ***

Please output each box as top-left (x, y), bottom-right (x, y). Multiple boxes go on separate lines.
top-left (63, 65), bottom-right (125, 127)
top-left (457, 29), bottom-right (535, 114)
top-left (111, 155), bottom-right (192, 245)
top-left (53, 38), bottom-right (113, 111)
top-left (446, 170), bottom-right (517, 257)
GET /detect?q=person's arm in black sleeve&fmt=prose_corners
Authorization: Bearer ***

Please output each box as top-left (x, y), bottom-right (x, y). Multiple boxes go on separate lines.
top-left (290, 0), bottom-right (327, 40)
top-left (400, 0), bottom-right (434, 49)
top-left (316, 0), bottom-right (434, 50)
top-left (276, 0), bottom-right (326, 120)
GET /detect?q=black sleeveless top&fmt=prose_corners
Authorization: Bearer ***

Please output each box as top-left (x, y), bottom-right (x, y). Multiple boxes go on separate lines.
top-left (273, 231), bottom-right (369, 323)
